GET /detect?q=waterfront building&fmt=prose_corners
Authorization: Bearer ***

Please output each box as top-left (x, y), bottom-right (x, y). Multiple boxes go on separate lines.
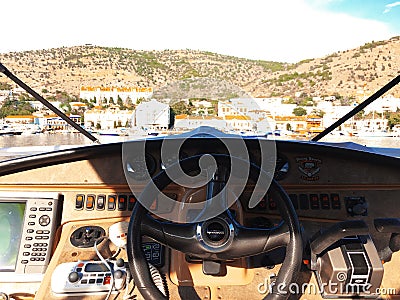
top-left (363, 95), bottom-right (400, 114)
top-left (80, 86), bottom-right (153, 106)
top-left (224, 115), bottom-right (253, 132)
top-left (33, 114), bottom-right (82, 131)
top-left (70, 102), bottom-right (88, 111)
top-left (274, 116), bottom-right (307, 133)
top-left (135, 99), bottom-right (170, 130)
top-left (321, 105), bottom-right (355, 130)
top-left (218, 98), bottom-right (258, 119)
top-left (4, 115), bottom-right (35, 124)
top-left (256, 117), bottom-right (277, 134)
top-left (174, 115), bottom-right (227, 131)
top-left (84, 106), bottom-right (134, 130)
top-left (221, 97), bottom-right (298, 119)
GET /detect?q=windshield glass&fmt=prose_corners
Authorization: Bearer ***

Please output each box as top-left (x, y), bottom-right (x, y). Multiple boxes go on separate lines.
top-left (0, 1), bottom-right (399, 160)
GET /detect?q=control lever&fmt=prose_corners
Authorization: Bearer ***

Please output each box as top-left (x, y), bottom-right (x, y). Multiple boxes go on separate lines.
top-left (114, 269), bottom-right (127, 290)
top-left (309, 220), bottom-right (369, 270)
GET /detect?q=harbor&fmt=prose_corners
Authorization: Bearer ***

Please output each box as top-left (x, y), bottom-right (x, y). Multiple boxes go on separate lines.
top-left (1, 130), bottom-right (400, 161)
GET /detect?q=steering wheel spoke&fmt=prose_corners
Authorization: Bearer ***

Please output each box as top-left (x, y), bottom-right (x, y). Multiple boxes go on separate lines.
top-left (225, 223), bottom-right (289, 259)
top-left (142, 213), bottom-right (203, 253)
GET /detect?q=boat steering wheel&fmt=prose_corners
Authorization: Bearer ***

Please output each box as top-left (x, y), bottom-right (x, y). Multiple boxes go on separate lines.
top-left (127, 154), bottom-right (302, 300)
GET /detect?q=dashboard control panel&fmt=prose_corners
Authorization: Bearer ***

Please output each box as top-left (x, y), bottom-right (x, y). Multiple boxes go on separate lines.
top-left (245, 192), bottom-right (343, 212)
top-left (75, 193), bottom-right (137, 211)
top-left (244, 191), bottom-right (369, 220)
top-left (51, 260), bottom-right (127, 295)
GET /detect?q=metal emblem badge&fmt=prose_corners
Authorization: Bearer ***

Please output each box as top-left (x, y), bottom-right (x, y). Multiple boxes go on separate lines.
top-left (296, 156), bottom-right (321, 181)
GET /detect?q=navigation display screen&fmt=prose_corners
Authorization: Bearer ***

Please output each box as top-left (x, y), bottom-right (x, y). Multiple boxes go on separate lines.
top-left (0, 202), bottom-right (26, 271)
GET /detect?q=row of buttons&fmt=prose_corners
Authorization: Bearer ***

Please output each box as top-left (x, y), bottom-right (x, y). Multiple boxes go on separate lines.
top-left (26, 229), bottom-right (50, 234)
top-left (82, 273), bottom-right (112, 285)
top-left (21, 257), bottom-right (46, 264)
top-left (75, 194), bottom-right (137, 211)
top-left (255, 193), bottom-right (341, 211)
top-left (24, 225), bottom-right (50, 259)
top-left (30, 207), bottom-right (53, 211)
top-left (81, 278), bottom-right (105, 284)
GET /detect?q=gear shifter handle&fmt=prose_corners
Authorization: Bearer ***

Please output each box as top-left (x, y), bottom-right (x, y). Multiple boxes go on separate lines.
top-left (309, 220), bottom-right (369, 270)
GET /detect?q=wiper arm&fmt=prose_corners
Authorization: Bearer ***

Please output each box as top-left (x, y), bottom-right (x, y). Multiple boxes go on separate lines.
top-left (0, 62), bottom-right (100, 144)
top-left (311, 74), bottom-right (400, 142)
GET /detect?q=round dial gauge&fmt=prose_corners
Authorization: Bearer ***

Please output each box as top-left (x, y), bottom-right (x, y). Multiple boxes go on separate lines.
top-left (126, 153), bottom-right (156, 181)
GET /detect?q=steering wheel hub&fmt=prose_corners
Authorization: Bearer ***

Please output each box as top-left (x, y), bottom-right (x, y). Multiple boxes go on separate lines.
top-left (196, 217), bottom-right (234, 251)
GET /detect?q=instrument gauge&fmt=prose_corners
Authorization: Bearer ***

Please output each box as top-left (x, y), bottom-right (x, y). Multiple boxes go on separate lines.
top-left (126, 153), bottom-right (156, 181)
top-left (160, 151), bottom-right (189, 170)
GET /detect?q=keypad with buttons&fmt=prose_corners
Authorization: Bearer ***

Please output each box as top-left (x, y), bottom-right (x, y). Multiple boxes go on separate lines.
top-left (12, 194), bottom-right (60, 275)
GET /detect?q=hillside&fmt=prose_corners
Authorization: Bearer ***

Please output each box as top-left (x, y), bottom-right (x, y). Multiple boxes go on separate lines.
top-left (0, 37), bottom-right (399, 101)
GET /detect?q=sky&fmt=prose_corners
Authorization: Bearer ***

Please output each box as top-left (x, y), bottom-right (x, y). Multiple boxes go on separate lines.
top-left (0, 0), bottom-right (399, 63)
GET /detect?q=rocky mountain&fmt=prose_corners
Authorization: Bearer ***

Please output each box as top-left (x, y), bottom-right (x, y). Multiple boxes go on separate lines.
top-left (0, 36), bottom-right (399, 101)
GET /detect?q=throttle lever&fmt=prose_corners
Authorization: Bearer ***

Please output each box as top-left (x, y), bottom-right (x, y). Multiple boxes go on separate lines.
top-left (309, 220), bottom-right (369, 270)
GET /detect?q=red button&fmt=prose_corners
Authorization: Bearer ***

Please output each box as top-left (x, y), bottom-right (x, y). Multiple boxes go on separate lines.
top-left (103, 276), bottom-right (111, 285)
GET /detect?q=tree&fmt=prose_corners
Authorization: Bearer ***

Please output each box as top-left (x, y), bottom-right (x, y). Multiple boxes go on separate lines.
top-left (0, 99), bottom-right (36, 118)
top-left (170, 101), bottom-right (193, 115)
top-left (387, 112), bottom-right (400, 129)
top-left (136, 97), bottom-right (145, 105)
top-left (117, 96), bottom-right (126, 110)
top-left (0, 82), bottom-right (12, 90)
top-left (293, 107), bottom-right (307, 116)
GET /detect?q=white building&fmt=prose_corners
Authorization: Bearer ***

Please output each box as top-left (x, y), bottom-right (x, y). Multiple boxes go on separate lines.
top-left (224, 115), bottom-right (253, 132)
top-left (254, 97), bottom-right (297, 117)
top-left (29, 101), bottom-right (62, 111)
top-left (363, 95), bottom-right (400, 114)
top-left (191, 100), bottom-right (214, 115)
top-left (174, 115), bottom-right (227, 131)
top-left (135, 99), bottom-right (170, 130)
top-left (193, 100), bottom-right (213, 109)
top-left (321, 104), bottom-right (358, 129)
top-left (219, 98), bottom-right (273, 122)
top-left (255, 117), bottom-right (276, 134)
top-left (355, 118), bottom-right (388, 132)
top-left (80, 86), bottom-right (153, 106)
top-left (84, 107), bottom-right (134, 130)
top-left (218, 98), bottom-right (257, 118)
top-left (32, 114), bottom-right (82, 131)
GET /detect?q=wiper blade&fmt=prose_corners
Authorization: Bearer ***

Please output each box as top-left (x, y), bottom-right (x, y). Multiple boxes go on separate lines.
top-left (0, 62), bottom-right (100, 144)
top-left (311, 74), bottom-right (400, 142)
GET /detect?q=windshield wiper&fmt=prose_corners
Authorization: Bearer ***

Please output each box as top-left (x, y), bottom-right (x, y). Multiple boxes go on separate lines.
top-left (0, 62), bottom-right (100, 144)
top-left (312, 74), bottom-right (400, 142)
